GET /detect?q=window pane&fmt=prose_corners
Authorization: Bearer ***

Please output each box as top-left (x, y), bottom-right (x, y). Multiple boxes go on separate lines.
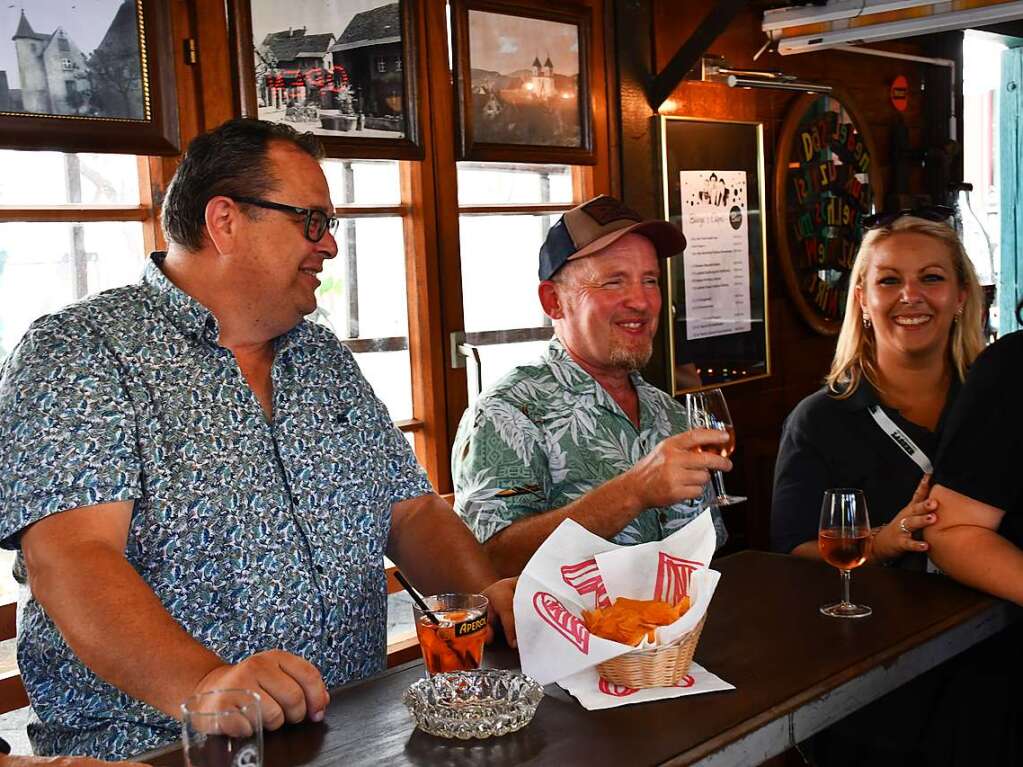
top-left (474, 339), bottom-right (551, 394)
top-left (352, 350), bottom-right (412, 423)
top-left (0, 151), bottom-right (140, 206)
top-left (459, 213), bottom-right (557, 393)
top-left (459, 214), bottom-right (552, 332)
top-left (323, 159), bottom-right (401, 205)
top-left (457, 162), bottom-right (573, 205)
top-left (0, 222), bottom-right (146, 360)
top-left (312, 216), bottom-right (412, 421)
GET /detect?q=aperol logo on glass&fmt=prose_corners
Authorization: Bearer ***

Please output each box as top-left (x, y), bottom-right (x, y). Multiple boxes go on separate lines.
top-left (454, 614), bottom-right (488, 636)
top-left (786, 103), bottom-right (873, 322)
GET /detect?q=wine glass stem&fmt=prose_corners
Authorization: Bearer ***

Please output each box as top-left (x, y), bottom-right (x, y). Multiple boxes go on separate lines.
top-left (841, 569), bottom-right (852, 606)
top-left (712, 470), bottom-right (728, 500)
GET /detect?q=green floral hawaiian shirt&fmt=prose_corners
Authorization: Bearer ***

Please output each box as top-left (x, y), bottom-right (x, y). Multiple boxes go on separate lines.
top-left (452, 338), bottom-right (726, 548)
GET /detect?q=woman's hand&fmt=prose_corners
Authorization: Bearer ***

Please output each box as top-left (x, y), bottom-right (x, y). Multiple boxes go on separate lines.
top-left (870, 474), bottom-right (938, 564)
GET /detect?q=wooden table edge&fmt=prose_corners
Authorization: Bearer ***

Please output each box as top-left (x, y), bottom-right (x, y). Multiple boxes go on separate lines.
top-left (663, 597), bottom-right (1018, 767)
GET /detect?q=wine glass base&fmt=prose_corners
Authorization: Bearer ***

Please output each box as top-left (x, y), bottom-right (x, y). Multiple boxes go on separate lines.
top-left (819, 602), bottom-right (872, 619)
top-left (714, 494), bottom-right (747, 506)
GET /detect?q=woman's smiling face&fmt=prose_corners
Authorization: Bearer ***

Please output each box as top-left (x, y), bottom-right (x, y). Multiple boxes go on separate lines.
top-left (857, 231), bottom-right (966, 362)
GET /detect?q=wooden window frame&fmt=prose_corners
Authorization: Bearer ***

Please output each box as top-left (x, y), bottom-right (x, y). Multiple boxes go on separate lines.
top-left (0, 154), bottom-right (163, 712)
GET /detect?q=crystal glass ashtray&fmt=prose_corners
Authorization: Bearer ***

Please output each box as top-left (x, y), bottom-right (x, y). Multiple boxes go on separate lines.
top-left (402, 669), bottom-right (544, 739)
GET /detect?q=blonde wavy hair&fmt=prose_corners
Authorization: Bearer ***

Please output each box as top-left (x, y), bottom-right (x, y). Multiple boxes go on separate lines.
top-left (825, 215), bottom-right (986, 397)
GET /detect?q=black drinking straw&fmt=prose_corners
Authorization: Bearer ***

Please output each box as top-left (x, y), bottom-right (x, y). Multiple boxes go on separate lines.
top-left (394, 570), bottom-right (440, 625)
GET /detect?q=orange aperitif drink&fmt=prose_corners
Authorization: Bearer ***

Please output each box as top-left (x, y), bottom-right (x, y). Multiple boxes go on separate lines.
top-left (413, 594), bottom-right (489, 675)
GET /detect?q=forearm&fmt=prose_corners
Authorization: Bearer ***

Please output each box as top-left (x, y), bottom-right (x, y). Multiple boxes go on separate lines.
top-left (29, 542), bottom-right (223, 718)
top-left (790, 541), bottom-right (822, 561)
top-left (484, 472), bottom-right (646, 577)
top-left (926, 526), bottom-right (1023, 605)
top-left (389, 495), bottom-right (500, 595)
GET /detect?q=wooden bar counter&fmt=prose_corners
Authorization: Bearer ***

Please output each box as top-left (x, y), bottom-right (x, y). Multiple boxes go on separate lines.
top-left (143, 551), bottom-right (1017, 766)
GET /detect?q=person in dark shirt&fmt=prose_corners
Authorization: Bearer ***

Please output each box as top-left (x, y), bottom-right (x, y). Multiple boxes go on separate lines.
top-left (927, 327), bottom-right (1023, 599)
top-left (772, 212), bottom-right (985, 566)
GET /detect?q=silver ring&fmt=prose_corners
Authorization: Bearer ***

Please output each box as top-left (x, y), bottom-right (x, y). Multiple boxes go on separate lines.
top-left (899, 518), bottom-right (910, 535)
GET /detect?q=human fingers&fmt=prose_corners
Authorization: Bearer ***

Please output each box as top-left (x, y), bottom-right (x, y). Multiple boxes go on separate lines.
top-left (661, 433), bottom-right (731, 471)
top-left (270, 651), bottom-right (330, 723)
top-left (483, 578), bottom-right (517, 648)
top-left (902, 506), bottom-right (938, 533)
top-left (911, 474), bottom-right (932, 503)
top-left (184, 683), bottom-right (264, 738)
top-left (673, 467), bottom-right (712, 491)
top-left (671, 445), bottom-right (732, 474)
top-left (231, 651), bottom-right (323, 729)
top-left (672, 428), bottom-right (729, 452)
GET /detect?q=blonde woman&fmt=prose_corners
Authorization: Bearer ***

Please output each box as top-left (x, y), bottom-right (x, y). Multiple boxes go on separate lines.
top-left (771, 208), bottom-right (985, 567)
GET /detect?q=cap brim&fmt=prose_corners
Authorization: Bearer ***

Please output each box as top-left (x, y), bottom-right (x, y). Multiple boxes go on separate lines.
top-left (566, 220), bottom-right (686, 264)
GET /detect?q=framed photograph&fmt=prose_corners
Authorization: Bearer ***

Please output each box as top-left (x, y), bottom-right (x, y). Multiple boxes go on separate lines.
top-left (451, 0), bottom-right (594, 164)
top-left (0, 0), bottom-right (179, 155)
top-left (660, 116), bottom-right (771, 395)
top-left (230, 0), bottom-right (422, 160)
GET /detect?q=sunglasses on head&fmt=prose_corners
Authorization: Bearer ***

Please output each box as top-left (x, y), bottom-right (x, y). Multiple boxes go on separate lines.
top-left (862, 204), bottom-right (954, 230)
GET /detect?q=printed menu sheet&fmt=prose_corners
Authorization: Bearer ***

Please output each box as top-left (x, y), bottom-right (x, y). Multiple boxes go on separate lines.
top-left (679, 170), bottom-right (752, 340)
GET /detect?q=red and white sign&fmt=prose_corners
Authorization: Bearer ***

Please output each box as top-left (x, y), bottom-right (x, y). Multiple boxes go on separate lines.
top-left (890, 75), bottom-right (909, 112)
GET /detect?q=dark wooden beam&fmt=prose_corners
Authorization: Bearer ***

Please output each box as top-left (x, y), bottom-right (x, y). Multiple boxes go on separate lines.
top-left (648, 0), bottom-right (750, 109)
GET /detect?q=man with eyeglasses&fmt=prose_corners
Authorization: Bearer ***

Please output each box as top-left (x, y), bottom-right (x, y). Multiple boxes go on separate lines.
top-left (0, 119), bottom-right (516, 760)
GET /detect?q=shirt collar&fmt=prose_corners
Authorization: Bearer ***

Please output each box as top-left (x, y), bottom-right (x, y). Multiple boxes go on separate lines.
top-left (543, 336), bottom-right (655, 408)
top-left (143, 252), bottom-right (308, 350)
top-left (143, 252), bottom-right (221, 344)
top-left (842, 373), bottom-right (962, 433)
top-left (843, 379), bottom-right (881, 411)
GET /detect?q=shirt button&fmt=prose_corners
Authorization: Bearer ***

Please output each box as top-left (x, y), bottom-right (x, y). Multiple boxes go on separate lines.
top-left (291, 495), bottom-right (300, 506)
top-left (315, 564), bottom-right (325, 574)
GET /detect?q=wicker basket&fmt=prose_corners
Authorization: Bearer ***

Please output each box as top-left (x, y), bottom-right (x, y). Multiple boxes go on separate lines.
top-left (595, 616), bottom-right (706, 688)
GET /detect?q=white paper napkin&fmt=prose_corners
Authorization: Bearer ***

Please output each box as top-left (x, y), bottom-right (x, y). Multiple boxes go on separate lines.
top-left (514, 510), bottom-right (731, 704)
top-left (558, 661), bottom-right (735, 710)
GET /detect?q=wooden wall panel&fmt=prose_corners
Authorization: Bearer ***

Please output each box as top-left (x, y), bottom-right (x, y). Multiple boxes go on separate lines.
top-left (640, 1), bottom-right (946, 551)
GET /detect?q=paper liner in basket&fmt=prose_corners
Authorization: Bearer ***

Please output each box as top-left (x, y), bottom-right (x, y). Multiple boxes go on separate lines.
top-left (514, 509), bottom-right (721, 686)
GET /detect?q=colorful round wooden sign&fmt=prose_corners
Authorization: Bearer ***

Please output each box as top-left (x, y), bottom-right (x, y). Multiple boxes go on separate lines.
top-left (773, 92), bottom-right (882, 335)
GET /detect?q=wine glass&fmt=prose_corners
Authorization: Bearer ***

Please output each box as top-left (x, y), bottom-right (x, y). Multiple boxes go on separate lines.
top-left (818, 489), bottom-right (873, 618)
top-left (182, 689), bottom-right (263, 767)
top-left (684, 388), bottom-right (746, 506)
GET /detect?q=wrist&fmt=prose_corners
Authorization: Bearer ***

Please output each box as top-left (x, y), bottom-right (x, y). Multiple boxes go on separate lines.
top-left (868, 527), bottom-right (892, 565)
top-left (179, 657), bottom-right (230, 714)
top-left (616, 467), bottom-right (649, 511)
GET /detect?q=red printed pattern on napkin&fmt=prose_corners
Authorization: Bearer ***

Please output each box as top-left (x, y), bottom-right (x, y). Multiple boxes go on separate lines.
top-left (654, 553), bottom-right (704, 603)
top-left (560, 558), bottom-right (611, 609)
top-left (534, 592), bottom-right (590, 654)
top-left (597, 674), bottom-right (695, 697)
top-left (598, 679), bottom-right (636, 697)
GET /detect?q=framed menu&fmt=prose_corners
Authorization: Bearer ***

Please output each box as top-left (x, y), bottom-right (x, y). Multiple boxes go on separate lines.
top-left (659, 116), bottom-right (770, 395)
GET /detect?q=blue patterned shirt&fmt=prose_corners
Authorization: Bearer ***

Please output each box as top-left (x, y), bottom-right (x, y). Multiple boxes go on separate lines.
top-left (452, 338), bottom-right (726, 548)
top-left (0, 254), bottom-right (432, 759)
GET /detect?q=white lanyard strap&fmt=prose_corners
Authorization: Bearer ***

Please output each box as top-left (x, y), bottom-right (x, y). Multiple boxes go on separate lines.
top-left (868, 405), bottom-right (934, 474)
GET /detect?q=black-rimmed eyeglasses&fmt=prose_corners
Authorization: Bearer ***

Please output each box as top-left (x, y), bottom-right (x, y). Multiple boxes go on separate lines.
top-left (229, 196), bottom-right (340, 242)
top-left (862, 204), bottom-right (954, 230)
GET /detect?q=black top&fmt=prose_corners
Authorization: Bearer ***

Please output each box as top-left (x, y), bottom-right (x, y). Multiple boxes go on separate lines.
top-left (771, 380), bottom-right (956, 559)
top-left (935, 330), bottom-right (1023, 547)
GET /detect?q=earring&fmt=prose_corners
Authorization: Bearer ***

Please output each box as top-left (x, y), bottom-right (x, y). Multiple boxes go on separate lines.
top-left (862, 314), bottom-right (872, 329)
top-left (953, 307), bottom-right (962, 324)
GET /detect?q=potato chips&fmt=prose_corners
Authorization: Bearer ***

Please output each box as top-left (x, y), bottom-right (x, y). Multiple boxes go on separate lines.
top-left (582, 597), bottom-right (691, 646)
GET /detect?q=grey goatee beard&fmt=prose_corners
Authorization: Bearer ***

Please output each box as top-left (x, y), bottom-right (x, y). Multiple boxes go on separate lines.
top-left (607, 340), bottom-right (653, 371)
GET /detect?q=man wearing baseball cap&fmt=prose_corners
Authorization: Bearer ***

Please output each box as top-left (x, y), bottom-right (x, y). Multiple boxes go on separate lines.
top-left (452, 195), bottom-right (731, 576)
